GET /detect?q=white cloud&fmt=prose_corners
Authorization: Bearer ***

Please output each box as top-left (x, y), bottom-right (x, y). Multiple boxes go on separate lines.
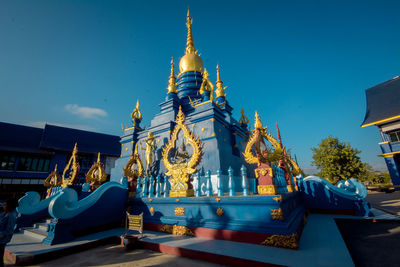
top-left (27, 121), bottom-right (94, 131)
top-left (65, 104), bottom-right (108, 119)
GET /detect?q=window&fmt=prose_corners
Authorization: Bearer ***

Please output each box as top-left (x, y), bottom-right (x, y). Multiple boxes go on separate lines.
top-left (16, 156), bottom-right (51, 172)
top-left (0, 154), bottom-right (16, 171)
top-left (388, 131), bottom-right (400, 143)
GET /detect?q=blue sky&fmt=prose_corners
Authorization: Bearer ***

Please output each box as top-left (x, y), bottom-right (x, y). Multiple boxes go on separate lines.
top-left (1, 0), bottom-right (399, 173)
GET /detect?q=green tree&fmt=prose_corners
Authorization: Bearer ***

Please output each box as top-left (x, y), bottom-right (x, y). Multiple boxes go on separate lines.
top-left (311, 136), bottom-right (365, 184)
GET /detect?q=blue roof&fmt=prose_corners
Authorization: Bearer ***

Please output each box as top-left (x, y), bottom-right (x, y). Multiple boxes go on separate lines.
top-left (0, 122), bottom-right (49, 154)
top-left (362, 76), bottom-right (400, 127)
top-left (0, 122), bottom-right (120, 156)
top-left (40, 124), bottom-right (120, 156)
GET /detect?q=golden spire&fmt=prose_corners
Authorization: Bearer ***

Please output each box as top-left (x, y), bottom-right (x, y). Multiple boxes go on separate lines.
top-left (167, 58), bottom-right (177, 94)
top-left (254, 111), bottom-right (263, 129)
top-left (97, 152), bottom-right (101, 163)
top-left (239, 108), bottom-right (249, 125)
top-left (185, 9), bottom-right (195, 55)
top-left (215, 64), bottom-right (226, 98)
top-left (179, 9), bottom-right (203, 73)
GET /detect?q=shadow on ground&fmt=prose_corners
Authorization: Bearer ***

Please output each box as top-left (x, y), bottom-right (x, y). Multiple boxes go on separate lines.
top-left (336, 219), bottom-right (400, 267)
top-left (5, 244), bottom-right (224, 267)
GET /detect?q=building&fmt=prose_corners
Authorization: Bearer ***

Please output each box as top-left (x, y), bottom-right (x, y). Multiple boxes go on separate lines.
top-left (361, 76), bottom-right (400, 185)
top-left (0, 122), bottom-right (120, 200)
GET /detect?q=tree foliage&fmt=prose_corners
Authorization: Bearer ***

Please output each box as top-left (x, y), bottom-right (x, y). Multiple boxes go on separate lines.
top-left (311, 136), bottom-right (365, 183)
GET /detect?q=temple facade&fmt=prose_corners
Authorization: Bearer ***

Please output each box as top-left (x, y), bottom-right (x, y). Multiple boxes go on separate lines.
top-left (361, 75), bottom-right (400, 186)
top-left (110, 10), bottom-right (254, 183)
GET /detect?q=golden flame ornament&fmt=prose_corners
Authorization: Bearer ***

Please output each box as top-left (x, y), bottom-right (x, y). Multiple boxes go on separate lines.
top-left (44, 164), bottom-right (62, 198)
top-left (62, 143), bottom-right (80, 188)
top-left (123, 144), bottom-right (144, 181)
top-left (86, 152), bottom-right (107, 191)
top-left (162, 106), bottom-right (203, 197)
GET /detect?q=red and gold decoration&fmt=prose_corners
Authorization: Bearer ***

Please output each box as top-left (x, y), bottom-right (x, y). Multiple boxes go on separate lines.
top-left (243, 112), bottom-right (282, 195)
top-left (44, 164), bottom-right (62, 198)
top-left (162, 106), bottom-right (203, 197)
top-left (86, 152), bottom-right (107, 192)
top-left (123, 144), bottom-right (144, 198)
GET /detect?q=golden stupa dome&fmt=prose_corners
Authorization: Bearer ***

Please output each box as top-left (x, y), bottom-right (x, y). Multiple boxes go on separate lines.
top-left (179, 53), bottom-right (203, 73)
top-left (179, 9), bottom-right (203, 74)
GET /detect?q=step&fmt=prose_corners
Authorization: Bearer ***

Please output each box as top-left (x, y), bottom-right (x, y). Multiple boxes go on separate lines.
top-left (22, 227), bottom-right (48, 241)
top-left (33, 222), bottom-right (49, 231)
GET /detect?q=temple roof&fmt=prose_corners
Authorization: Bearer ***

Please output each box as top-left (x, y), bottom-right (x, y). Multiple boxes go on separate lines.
top-left (361, 76), bottom-right (400, 127)
top-left (0, 121), bottom-right (120, 156)
top-left (40, 124), bottom-right (120, 156)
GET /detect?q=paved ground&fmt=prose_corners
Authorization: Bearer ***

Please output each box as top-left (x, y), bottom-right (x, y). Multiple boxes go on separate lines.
top-left (366, 191), bottom-right (400, 216)
top-left (5, 244), bottom-right (224, 267)
top-left (336, 219), bottom-right (400, 267)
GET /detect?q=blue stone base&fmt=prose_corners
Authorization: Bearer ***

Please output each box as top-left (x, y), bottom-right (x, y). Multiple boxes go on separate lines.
top-left (129, 192), bottom-right (306, 247)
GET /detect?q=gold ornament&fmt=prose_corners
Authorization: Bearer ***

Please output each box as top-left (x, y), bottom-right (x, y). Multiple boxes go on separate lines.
top-left (44, 164), bottom-right (62, 198)
top-left (141, 131), bottom-right (156, 175)
top-left (258, 185), bottom-right (278, 195)
top-left (162, 106), bottom-right (203, 197)
top-left (179, 9), bottom-right (203, 74)
top-left (123, 144), bottom-right (144, 180)
top-left (262, 233), bottom-right (299, 249)
top-left (85, 152), bottom-right (107, 190)
top-left (160, 225), bottom-right (195, 237)
top-left (174, 207), bottom-right (185, 215)
top-left (273, 195), bottom-right (283, 202)
top-left (149, 207), bottom-right (155, 214)
top-left (62, 143), bottom-right (80, 188)
top-left (44, 164), bottom-right (62, 187)
top-left (238, 108), bottom-right (249, 126)
top-left (216, 208), bottom-right (224, 216)
top-left (243, 112), bottom-right (282, 167)
top-left (270, 208), bottom-right (284, 220)
top-left (167, 58), bottom-right (178, 94)
top-left (199, 68), bottom-right (214, 97)
top-left (215, 64), bottom-right (227, 98)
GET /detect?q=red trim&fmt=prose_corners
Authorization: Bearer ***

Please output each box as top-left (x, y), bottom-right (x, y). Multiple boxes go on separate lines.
top-left (142, 240), bottom-right (286, 267)
top-left (144, 222), bottom-right (304, 249)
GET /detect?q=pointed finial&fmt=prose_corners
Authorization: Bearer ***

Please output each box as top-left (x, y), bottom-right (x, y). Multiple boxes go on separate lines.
top-left (131, 99), bottom-right (142, 122)
top-left (239, 107), bottom-right (249, 125)
top-left (97, 152), bottom-right (101, 163)
top-left (185, 8), bottom-right (195, 55)
top-left (73, 143), bottom-right (78, 154)
top-left (254, 112), bottom-right (263, 129)
top-left (54, 164), bottom-right (58, 172)
top-left (167, 58), bottom-right (177, 94)
top-left (215, 64), bottom-right (226, 98)
top-left (176, 106), bottom-right (186, 124)
top-left (276, 122), bottom-right (282, 146)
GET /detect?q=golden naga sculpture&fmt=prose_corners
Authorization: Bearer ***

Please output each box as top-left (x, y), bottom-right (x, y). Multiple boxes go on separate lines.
top-left (123, 144), bottom-right (144, 197)
top-left (215, 65), bottom-right (227, 98)
top-left (199, 68), bottom-right (214, 97)
top-left (85, 152), bottom-right (107, 191)
top-left (238, 107), bottom-right (249, 126)
top-left (243, 112), bottom-right (282, 195)
top-left (162, 106), bottom-right (203, 197)
top-left (62, 143), bottom-right (80, 188)
top-left (167, 58), bottom-right (178, 94)
top-left (179, 9), bottom-right (204, 74)
top-left (44, 164), bottom-right (62, 198)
